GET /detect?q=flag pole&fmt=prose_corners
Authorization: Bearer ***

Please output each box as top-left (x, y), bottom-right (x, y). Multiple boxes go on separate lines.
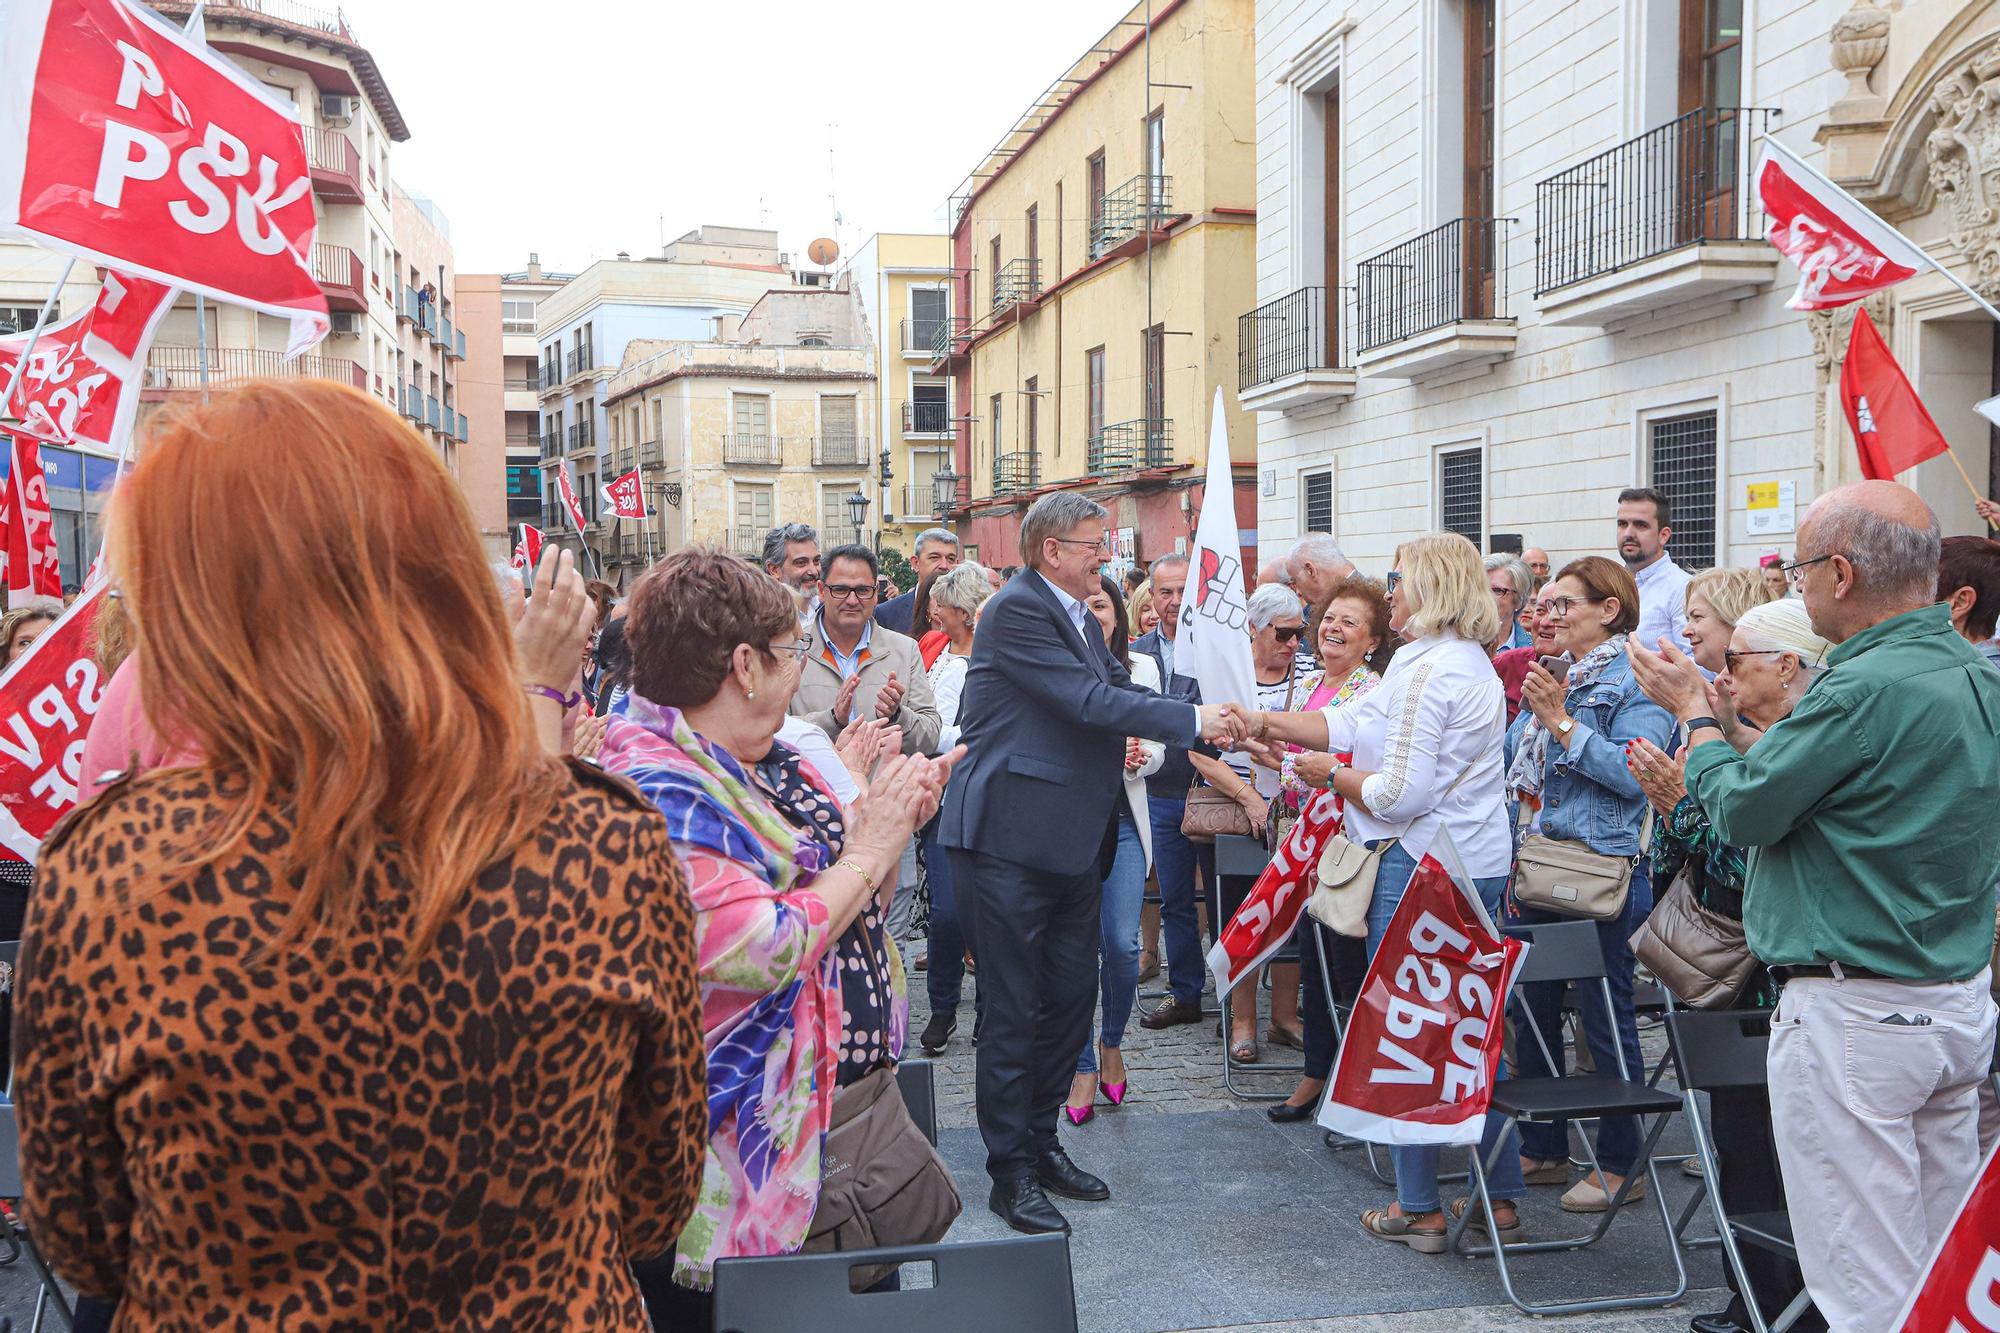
top-left (0, 258), bottom-right (78, 418)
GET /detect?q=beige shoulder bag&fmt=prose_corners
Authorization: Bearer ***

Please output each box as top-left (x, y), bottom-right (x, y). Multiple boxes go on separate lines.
top-left (1512, 809), bottom-right (1653, 922)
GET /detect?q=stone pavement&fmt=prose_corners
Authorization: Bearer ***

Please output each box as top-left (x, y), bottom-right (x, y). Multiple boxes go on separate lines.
top-left (904, 937), bottom-right (1731, 1333)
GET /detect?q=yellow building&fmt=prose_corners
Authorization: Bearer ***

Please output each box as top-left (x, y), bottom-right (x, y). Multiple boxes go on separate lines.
top-left (843, 233), bottom-right (955, 553)
top-left (600, 286), bottom-right (877, 583)
top-left (938, 0), bottom-right (1257, 571)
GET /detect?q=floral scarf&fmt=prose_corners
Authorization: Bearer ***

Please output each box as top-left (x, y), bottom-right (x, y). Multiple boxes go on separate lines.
top-left (1506, 633), bottom-right (1628, 801)
top-left (1279, 665), bottom-right (1378, 811)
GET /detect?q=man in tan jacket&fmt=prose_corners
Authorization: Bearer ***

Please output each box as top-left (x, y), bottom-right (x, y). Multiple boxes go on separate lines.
top-left (790, 544), bottom-right (942, 757)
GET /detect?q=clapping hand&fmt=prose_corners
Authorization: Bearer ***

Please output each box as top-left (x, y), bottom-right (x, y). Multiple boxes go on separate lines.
top-left (515, 547), bottom-right (595, 696)
top-left (847, 746), bottom-right (966, 860)
top-left (873, 671), bottom-right (905, 721)
top-left (1627, 638), bottom-right (1710, 722)
top-left (832, 673), bottom-right (861, 728)
top-left (836, 717), bottom-right (893, 788)
top-left (571, 713), bottom-right (609, 762)
top-left (1625, 737), bottom-right (1686, 818)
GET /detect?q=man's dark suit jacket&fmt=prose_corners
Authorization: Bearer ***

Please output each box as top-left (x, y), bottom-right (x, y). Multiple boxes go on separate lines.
top-left (1130, 628), bottom-right (1201, 802)
top-left (874, 588), bottom-right (916, 635)
top-left (939, 572), bottom-right (1202, 877)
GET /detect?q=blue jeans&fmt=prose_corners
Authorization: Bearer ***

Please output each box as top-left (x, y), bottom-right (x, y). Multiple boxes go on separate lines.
top-left (1366, 841), bottom-right (1527, 1212)
top-left (922, 822), bottom-right (981, 1021)
top-left (1148, 795), bottom-right (1215, 1005)
top-left (1512, 860), bottom-right (1652, 1178)
top-left (1078, 810), bottom-right (1147, 1074)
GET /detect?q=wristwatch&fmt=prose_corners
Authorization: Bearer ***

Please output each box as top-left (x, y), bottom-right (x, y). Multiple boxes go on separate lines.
top-left (1554, 717), bottom-right (1575, 739)
top-left (1682, 716), bottom-right (1722, 734)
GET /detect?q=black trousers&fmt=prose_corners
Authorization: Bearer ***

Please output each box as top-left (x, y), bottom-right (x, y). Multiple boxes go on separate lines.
top-left (1298, 919), bottom-right (1369, 1081)
top-left (949, 847), bottom-right (1102, 1184)
top-left (1710, 1083), bottom-right (1823, 1329)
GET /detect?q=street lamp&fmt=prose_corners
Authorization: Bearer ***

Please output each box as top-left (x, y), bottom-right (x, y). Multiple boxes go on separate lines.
top-left (932, 462), bottom-right (958, 518)
top-left (845, 488), bottom-right (871, 548)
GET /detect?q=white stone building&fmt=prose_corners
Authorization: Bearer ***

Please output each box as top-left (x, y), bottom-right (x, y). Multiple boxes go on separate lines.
top-left (1247, 0), bottom-right (2000, 573)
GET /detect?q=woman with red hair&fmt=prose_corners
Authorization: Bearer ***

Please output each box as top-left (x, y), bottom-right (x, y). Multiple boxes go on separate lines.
top-left (12, 380), bottom-right (708, 1331)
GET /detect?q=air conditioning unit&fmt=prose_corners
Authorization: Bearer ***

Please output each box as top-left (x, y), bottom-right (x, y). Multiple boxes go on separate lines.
top-left (328, 310), bottom-right (360, 335)
top-left (320, 92), bottom-right (355, 124)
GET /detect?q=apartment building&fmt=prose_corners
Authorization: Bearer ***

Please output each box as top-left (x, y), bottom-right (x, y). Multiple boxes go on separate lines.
top-left (1248, 0), bottom-right (1999, 571)
top-left (937, 0), bottom-right (1259, 572)
top-left (533, 226), bottom-right (799, 565)
top-left (461, 255), bottom-right (576, 550)
top-left (390, 188), bottom-right (468, 488)
top-left (597, 286), bottom-right (877, 586)
top-left (842, 232), bottom-right (956, 550)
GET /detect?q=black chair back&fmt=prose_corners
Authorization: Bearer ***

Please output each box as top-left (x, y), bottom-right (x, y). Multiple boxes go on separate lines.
top-left (1214, 834), bottom-right (1269, 878)
top-left (714, 1233), bottom-right (1077, 1333)
top-left (1504, 921), bottom-right (1608, 985)
top-left (895, 1058), bottom-right (936, 1146)
top-left (0, 1102), bottom-right (22, 1198)
top-left (1666, 1009), bottom-right (1773, 1092)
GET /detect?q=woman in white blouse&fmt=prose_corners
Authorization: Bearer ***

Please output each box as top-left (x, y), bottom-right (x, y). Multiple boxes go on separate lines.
top-left (916, 562), bottom-right (992, 1054)
top-left (1244, 532), bottom-right (1526, 1256)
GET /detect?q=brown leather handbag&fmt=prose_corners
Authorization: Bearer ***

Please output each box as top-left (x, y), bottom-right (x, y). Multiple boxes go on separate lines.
top-left (1181, 782), bottom-right (1254, 842)
top-left (803, 1065), bottom-right (962, 1287)
top-left (1629, 864), bottom-right (1757, 1010)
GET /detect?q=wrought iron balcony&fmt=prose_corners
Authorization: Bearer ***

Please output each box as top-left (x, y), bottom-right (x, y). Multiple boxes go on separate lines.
top-left (540, 431), bottom-right (562, 459)
top-left (565, 346), bottom-right (592, 380)
top-left (821, 526), bottom-right (865, 549)
top-left (928, 316), bottom-right (969, 365)
top-left (900, 318), bottom-right (946, 356)
top-left (813, 433), bottom-right (867, 467)
top-left (731, 526), bottom-right (766, 557)
top-left (1350, 218), bottom-right (1518, 379)
top-left (992, 258), bottom-right (1042, 311)
top-left (1237, 286), bottom-right (1358, 412)
top-left (902, 399), bottom-right (952, 436)
top-left (638, 440), bottom-right (664, 467)
top-left (1088, 419), bottom-right (1173, 476)
top-left (567, 420), bottom-right (594, 451)
top-left (991, 451), bottom-right (1042, 496)
top-left (1091, 175), bottom-right (1173, 259)
top-left (900, 484), bottom-right (938, 517)
top-left (722, 432), bottom-right (782, 466)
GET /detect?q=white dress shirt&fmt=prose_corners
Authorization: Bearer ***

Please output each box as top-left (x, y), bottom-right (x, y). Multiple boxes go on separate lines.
top-left (1037, 571), bottom-right (1201, 735)
top-left (928, 649), bottom-right (970, 752)
top-left (777, 714), bottom-right (859, 804)
top-left (1631, 554), bottom-right (1693, 656)
top-left (1320, 633), bottom-right (1512, 877)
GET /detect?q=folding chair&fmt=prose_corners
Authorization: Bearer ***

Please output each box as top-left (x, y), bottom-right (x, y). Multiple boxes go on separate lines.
top-left (712, 1233), bottom-right (1077, 1333)
top-left (1307, 923), bottom-right (1393, 1184)
top-left (1665, 1009), bottom-right (1813, 1333)
top-left (894, 1058), bottom-right (937, 1147)
top-left (1213, 835), bottom-right (1302, 1100)
top-left (1449, 920), bottom-right (1689, 1316)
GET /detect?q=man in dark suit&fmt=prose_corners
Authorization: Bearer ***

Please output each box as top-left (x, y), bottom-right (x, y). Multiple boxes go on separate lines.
top-left (939, 493), bottom-right (1241, 1235)
top-left (875, 527), bottom-right (961, 634)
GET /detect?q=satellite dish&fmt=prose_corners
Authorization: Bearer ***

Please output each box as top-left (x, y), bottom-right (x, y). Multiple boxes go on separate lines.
top-left (807, 237), bottom-right (839, 267)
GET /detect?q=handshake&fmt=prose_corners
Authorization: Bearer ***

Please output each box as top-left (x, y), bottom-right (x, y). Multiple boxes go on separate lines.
top-left (1195, 702), bottom-right (1262, 750)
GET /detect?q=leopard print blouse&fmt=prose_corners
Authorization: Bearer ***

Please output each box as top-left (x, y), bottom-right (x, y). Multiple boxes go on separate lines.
top-left (12, 759), bottom-right (705, 1332)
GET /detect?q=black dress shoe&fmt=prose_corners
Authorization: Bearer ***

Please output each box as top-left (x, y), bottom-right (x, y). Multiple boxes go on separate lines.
top-left (989, 1177), bottom-right (1069, 1235)
top-left (1689, 1310), bottom-right (1751, 1333)
top-left (1139, 994), bottom-right (1204, 1030)
top-left (1266, 1099), bottom-right (1315, 1123)
top-left (919, 1013), bottom-right (956, 1054)
top-left (1036, 1146), bottom-right (1110, 1201)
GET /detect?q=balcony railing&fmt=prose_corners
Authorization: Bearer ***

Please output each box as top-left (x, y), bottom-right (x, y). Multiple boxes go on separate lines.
top-left (565, 346), bottom-right (592, 379)
top-left (900, 484), bottom-right (946, 517)
top-left (1355, 217), bottom-right (1512, 354)
top-left (992, 258), bottom-right (1042, 311)
top-left (399, 384), bottom-right (421, 420)
top-left (722, 432), bottom-right (782, 466)
top-left (731, 525), bottom-right (767, 557)
top-left (929, 316), bottom-right (968, 362)
top-left (1239, 286), bottom-right (1350, 389)
top-left (311, 243), bottom-right (364, 310)
top-left (900, 318), bottom-right (946, 355)
top-left (453, 329), bottom-right (466, 360)
top-left (145, 345), bottom-right (364, 391)
top-left (1091, 174), bottom-right (1173, 259)
top-left (416, 300), bottom-right (438, 339)
top-left (1535, 107), bottom-right (1777, 296)
top-left (821, 526), bottom-right (865, 550)
top-left (303, 126), bottom-right (361, 201)
top-left (540, 431), bottom-right (562, 459)
top-left (813, 433), bottom-right (866, 467)
top-left (1088, 418), bottom-right (1173, 475)
top-left (504, 372), bottom-right (542, 392)
top-left (903, 399), bottom-right (952, 436)
top-left (638, 440), bottom-right (664, 467)
top-left (424, 395), bottom-right (441, 430)
top-left (992, 451), bottom-right (1042, 496)
top-left (567, 421), bottom-right (594, 451)
top-left (203, 0), bottom-right (353, 38)
top-left (432, 314), bottom-right (453, 350)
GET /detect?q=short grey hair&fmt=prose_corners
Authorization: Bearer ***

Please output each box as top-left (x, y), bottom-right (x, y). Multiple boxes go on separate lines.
top-left (1807, 496), bottom-right (1941, 605)
top-left (1483, 554), bottom-right (1532, 602)
top-left (932, 561), bottom-right (994, 617)
top-left (761, 522), bottom-right (817, 571)
top-left (1246, 583), bottom-right (1305, 631)
top-left (913, 527), bottom-right (961, 557)
top-left (1288, 533), bottom-right (1349, 572)
top-left (1149, 552), bottom-right (1190, 578)
top-left (1020, 492), bottom-right (1108, 571)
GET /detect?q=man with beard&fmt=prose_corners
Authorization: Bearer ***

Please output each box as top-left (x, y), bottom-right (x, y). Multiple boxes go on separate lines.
top-left (1616, 487), bottom-right (1692, 655)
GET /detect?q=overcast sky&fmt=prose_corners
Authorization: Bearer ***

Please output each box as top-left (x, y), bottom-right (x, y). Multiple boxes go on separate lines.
top-left (349, 0), bottom-right (1129, 274)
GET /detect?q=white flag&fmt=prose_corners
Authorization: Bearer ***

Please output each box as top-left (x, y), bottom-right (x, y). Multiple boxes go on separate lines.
top-left (1180, 387), bottom-right (1256, 709)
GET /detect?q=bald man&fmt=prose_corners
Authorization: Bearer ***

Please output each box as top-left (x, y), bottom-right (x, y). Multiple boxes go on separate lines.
top-left (1630, 480), bottom-right (2000, 1332)
top-left (1522, 546), bottom-right (1551, 589)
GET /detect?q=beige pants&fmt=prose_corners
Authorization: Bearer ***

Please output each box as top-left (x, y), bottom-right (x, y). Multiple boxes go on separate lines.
top-left (1769, 969), bottom-right (1996, 1333)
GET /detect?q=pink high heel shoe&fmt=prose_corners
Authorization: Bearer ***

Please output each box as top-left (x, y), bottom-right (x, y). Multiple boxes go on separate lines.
top-left (1064, 1104), bottom-right (1096, 1126)
top-left (1100, 1080), bottom-right (1128, 1107)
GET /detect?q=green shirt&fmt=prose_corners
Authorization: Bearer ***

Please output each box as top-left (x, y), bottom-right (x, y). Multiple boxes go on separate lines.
top-left (1684, 603), bottom-right (2000, 981)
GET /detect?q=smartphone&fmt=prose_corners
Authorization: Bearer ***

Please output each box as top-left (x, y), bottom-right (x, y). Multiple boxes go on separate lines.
top-left (1536, 653), bottom-right (1572, 677)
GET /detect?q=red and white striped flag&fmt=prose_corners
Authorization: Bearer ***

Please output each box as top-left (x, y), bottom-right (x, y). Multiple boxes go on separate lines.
top-left (1759, 137), bottom-right (1930, 311)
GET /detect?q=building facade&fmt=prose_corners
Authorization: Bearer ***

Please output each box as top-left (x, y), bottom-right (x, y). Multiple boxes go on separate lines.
top-left (843, 232), bottom-right (955, 551)
top-left (1247, 0), bottom-right (2000, 574)
top-left (594, 286), bottom-right (877, 586)
top-left (533, 227), bottom-right (801, 566)
top-left (460, 256), bottom-right (576, 552)
top-left (389, 189), bottom-right (468, 501)
top-left (938, 0), bottom-right (1260, 573)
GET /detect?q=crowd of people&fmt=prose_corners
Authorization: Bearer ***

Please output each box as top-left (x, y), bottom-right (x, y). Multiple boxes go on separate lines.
top-left (3, 379), bottom-right (1998, 1333)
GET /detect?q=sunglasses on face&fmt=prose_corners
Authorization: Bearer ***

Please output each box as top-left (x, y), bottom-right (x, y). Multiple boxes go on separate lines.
top-left (1724, 648), bottom-right (1787, 672)
top-left (1271, 625), bottom-right (1305, 643)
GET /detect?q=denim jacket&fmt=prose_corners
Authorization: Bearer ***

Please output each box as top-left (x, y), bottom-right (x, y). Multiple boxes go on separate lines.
top-left (1532, 649), bottom-right (1677, 857)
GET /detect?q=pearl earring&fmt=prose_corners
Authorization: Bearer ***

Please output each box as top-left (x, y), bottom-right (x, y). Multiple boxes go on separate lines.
top-left (746, 688), bottom-right (757, 700)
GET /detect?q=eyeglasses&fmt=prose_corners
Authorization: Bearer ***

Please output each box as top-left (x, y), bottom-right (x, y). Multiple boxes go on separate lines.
top-left (770, 633), bottom-right (816, 663)
top-left (822, 583), bottom-right (876, 602)
top-left (1722, 648), bottom-right (1784, 673)
top-left (1385, 571), bottom-right (1402, 594)
top-left (1052, 537), bottom-right (1111, 557)
top-left (1488, 584), bottom-right (1519, 602)
top-left (1271, 625), bottom-right (1306, 644)
top-left (1780, 554), bottom-right (1836, 587)
top-left (1543, 595), bottom-right (1604, 619)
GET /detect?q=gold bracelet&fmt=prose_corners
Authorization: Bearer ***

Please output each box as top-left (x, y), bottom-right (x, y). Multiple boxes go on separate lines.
top-left (835, 857), bottom-right (880, 895)
top-left (1256, 713), bottom-right (1270, 740)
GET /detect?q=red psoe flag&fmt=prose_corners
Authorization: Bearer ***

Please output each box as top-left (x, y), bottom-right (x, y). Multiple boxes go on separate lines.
top-left (601, 469), bottom-right (647, 521)
top-left (1894, 1142), bottom-right (2000, 1331)
top-left (555, 461), bottom-right (587, 533)
top-left (509, 523), bottom-right (544, 572)
top-left (0, 268), bottom-right (175, 452)
top-left (1760, 137), bottom-right (1929, 311)
top-left (0, 583), bottom-right (106, 867)
top-left (4, 435), bottom-right (64, 604)
top-left (1841, 310), bottom-right (1952, 481)
top-left (1208, 787), bottom-right (1345, 998)
top-left (0, 0), bottom-right (328, 353)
